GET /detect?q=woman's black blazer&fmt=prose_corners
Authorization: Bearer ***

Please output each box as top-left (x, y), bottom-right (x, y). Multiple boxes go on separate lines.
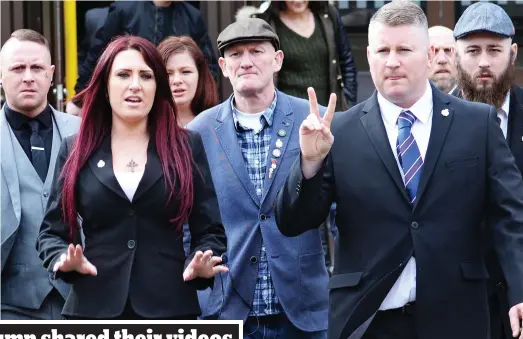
top-left (37, 131), bottom-right (227, 319)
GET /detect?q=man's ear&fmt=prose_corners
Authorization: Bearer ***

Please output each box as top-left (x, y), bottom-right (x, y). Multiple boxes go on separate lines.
top-left (427, 44), bottom-right (435, 69)
top-left (48, 65), bottom-right (55, 82)
top-left (273, 50), bottom-right (284, 73)
top-left (218, 57), bottom-right (229, 79)
top-left (511, 43), bottom-right (518, 65)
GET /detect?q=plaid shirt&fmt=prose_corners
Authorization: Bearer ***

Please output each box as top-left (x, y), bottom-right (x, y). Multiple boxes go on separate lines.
top-left (231, 94), bottom-right (283, 316)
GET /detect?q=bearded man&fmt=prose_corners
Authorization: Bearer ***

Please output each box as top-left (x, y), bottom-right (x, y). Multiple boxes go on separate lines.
top-left (453, 3), bottom-right (522, 339)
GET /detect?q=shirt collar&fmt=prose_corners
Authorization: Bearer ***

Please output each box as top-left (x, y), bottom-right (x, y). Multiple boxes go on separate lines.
top-left (378, 81), bottom-right (433, 128)
top-left (448, 84), bottom-right (458, 95)
top-left (501, 90), bottom-right (511, 117)
top-left (231, 92), bottom-right (277, 131)
top-left (4, 103), bottom-right (52, 130)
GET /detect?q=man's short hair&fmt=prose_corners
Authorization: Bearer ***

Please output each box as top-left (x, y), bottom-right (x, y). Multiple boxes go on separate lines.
top-left (9, 29), bottom-right (50, 50)
top-left (370, 1), bottom-right (428, 29)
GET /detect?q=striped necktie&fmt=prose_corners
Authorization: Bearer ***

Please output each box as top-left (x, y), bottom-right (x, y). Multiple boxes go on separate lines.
top-left (396, 110), bottom-right (424, 204)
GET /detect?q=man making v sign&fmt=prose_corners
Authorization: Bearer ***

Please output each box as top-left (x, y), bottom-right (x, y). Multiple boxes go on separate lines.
top-left (276, 2), bottom-right (523, 339)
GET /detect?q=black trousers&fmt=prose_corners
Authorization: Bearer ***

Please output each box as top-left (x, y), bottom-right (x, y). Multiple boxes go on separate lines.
top-left (363, 303), bottom-right (417, 339)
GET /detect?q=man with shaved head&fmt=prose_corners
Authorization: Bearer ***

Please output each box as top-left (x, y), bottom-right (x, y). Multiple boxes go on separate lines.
top-left (1, 29), bottom-right (80, 319)
top-left (428, 26), bottom-right (457, 93)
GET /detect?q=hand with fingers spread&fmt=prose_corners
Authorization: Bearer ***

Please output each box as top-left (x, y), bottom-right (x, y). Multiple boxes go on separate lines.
top-left (509, 303), bottom-right (523, 338)
top-left (300, 87), bottom-right (337, 179)
top-left (53, 244), bottom-right (98, 276)
top-left (183, 250), bottom-right (229, 281)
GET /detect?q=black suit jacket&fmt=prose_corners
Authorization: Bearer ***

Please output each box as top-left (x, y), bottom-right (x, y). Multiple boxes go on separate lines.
top-left (276, 86), bottom-right (523, 339)
top-left (507, 85), bottom-right (523, 171)
top-left (37, 131), bottom-right (227, 318)
top-left (450, 85), bottom-right (523, 339)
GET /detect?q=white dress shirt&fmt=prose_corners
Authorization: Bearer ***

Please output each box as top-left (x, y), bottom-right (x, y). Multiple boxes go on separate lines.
top-left (115, 171), bottom-right (144, 202)
top-left (498, 91), bottom-right (511, 139)
top-left (377, 81), bottom-right (433, 310)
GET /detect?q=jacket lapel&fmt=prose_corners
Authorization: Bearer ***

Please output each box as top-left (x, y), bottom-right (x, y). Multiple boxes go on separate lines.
top-left (0, 107), bottom-right (22, 227)
top-left (133, 141), bottom-right (162, 202)
top-left (507, 85), bottom-right (523, 172)
top-left (87, 136), bottom-right (128, 201)
top-left (413, 86), bottom-right (453, 210)
top-left (360, 93), bottom-right (411, 204)
top-left (261, 92), bottom-right (294, 203)
top-left (215, 98), bottom-right (260, 206)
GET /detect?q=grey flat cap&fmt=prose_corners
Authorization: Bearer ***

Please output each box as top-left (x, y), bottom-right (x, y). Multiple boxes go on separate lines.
top-left (454, 2), bottom-right (515, 40)
top-left (217, 18), bottom-right (280, 56)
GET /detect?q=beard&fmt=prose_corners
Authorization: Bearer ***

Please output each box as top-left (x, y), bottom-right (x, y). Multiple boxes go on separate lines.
top-left (431, 76), bottom-right (457, 94)
top-left (456, 54), bottom-right (515, 109)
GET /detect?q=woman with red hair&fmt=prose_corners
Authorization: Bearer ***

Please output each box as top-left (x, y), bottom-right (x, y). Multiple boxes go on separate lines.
top-left (157, 36), bottom-right (220, 260)
top-left (36, 36), bottom-right (227, 320)
top-left (157, 36), bottom-right (219, 127)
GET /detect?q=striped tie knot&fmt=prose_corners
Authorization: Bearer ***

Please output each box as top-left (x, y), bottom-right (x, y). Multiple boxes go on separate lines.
top-left (398, 110), bottom-right (416, 130)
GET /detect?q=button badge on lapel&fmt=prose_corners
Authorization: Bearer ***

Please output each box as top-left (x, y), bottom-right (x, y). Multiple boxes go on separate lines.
top-left (270, 125), bottom-right (288, 179)
top-left (97, 160), bottom-right (105, 168)
top-left (441, 109), bottom-right (449, 117)
top-left (269, 159), bottom-right (277, 179)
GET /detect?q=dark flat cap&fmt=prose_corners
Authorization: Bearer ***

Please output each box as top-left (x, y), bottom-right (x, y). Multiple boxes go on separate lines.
top-left (217, 18), bottom-right (280, 56)
top-left (454, 2), bottom-right (515, 40)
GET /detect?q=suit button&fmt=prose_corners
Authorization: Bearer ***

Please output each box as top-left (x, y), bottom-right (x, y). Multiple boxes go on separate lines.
top-left (411, 221), bottom-right (419, 229)
top-left (250, 256), bottom-right (258, 264)
top-left (260, 215), bottom-right (267, 221)
top-left (128, 208), bottom-right (135, 216)
top-left (127, 240), bottom-right (136, 249)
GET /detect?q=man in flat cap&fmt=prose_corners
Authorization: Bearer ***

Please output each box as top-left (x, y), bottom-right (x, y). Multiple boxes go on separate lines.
top-left (188, 18), bottom-right (328, 338)
top-left (452, 3), bottom-right (522, 339)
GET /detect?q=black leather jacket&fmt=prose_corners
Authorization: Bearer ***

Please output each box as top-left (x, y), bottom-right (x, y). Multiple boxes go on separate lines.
top-left (75, 1), bottom-right (218, 94)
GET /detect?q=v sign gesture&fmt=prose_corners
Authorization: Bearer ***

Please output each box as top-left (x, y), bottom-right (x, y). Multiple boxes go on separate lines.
top-left (300, 88), bottom-right (337, 179)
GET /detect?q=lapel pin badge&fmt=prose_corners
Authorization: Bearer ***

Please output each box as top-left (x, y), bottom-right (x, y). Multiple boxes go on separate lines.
top-left (97, 160), bottom-right (105, 168)
top-left (269, 159), bottom-right (277, 179)
top-left (441, 109), bottom-right (449, 117)
top-left (278, 129), bottom-right (287, 137)
top-left (275, 139), bottom-right (283, 148)
top-left (272, 149), bottom-right (281, 158)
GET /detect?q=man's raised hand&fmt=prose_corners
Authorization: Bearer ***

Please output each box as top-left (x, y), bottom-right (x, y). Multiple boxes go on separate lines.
top-left (300, 88), bottom-right (336, 178)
